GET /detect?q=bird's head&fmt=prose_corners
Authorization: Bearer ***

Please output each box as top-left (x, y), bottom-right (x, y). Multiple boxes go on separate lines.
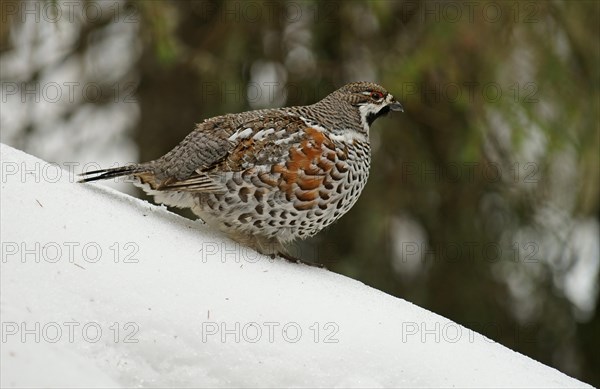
top-left (333, 81), bottom-right (404, 133)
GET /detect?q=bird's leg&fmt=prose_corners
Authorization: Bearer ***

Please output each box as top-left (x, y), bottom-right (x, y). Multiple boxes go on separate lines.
top-left (276, 251), bottom-right (326, 268)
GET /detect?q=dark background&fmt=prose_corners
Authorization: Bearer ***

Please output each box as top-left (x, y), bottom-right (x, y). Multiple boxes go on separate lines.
top-left (1, 0), bottom-right (598, 385)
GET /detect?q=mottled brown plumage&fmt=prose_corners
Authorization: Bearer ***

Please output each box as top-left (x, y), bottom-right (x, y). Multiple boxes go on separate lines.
top-left (80, 82), bottom-right (403, 260)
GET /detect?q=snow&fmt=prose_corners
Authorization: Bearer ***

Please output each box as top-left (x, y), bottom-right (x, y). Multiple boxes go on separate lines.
top-left (0, 143), bottom-right (591, 388)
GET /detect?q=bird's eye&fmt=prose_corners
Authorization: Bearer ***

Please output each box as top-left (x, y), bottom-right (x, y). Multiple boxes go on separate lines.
top-left (370, 91), bottom-right (384, 100)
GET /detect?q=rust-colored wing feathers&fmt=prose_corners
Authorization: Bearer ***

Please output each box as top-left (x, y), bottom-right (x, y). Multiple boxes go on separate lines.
top-left (146, 115), bottom-right (345, 201)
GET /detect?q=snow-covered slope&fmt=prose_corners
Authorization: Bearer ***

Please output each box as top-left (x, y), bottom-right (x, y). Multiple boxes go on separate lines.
top-left (0, 143), bottom-right (591, 388)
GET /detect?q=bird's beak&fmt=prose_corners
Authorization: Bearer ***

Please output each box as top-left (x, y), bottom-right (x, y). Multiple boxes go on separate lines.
top-left (389, 100), bottom-right (404, 112)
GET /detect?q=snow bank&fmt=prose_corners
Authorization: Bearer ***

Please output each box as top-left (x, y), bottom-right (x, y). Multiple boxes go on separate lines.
top-left (0, 143), bottom-right (591, 388)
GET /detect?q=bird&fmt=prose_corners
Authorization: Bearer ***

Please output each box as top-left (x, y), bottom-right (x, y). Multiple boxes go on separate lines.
top-left (79, 81), bottom-right (403, 265)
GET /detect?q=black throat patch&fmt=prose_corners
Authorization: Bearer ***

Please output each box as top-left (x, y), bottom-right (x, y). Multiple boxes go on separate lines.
top-left (366, 106), bottom-right (391, 127)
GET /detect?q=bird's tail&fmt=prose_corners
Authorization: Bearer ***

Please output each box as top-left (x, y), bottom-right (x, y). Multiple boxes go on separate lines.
top-left (78, 164), bottom-right (150, 183)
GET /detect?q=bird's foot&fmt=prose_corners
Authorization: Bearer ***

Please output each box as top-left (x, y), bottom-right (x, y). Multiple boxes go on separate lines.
top-left (272, 252), bottom-right (326, 268)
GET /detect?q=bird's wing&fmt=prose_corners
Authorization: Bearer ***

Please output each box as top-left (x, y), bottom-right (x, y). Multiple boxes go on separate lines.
top-left (142, 112), bottom-right (345, 196)
top-left (135, 115), bottom-right (234, 192)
